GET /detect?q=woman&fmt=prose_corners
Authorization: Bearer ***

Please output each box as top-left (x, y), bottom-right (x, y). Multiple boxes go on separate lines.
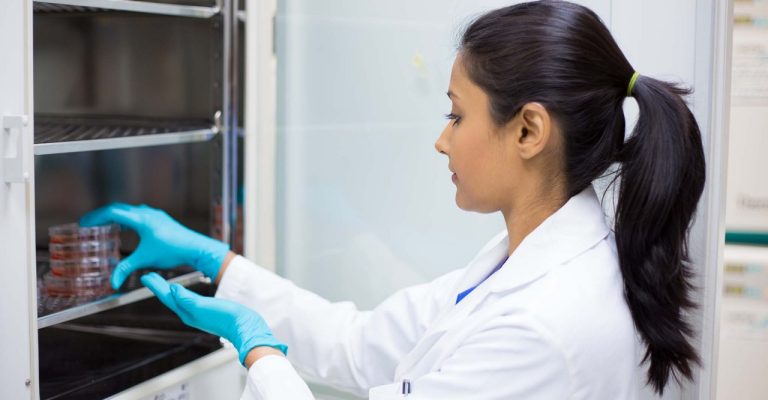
top-left (82, 1), bottom-right (705, 398)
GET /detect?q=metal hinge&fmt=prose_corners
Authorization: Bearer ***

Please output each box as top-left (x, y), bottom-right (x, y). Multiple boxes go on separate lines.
top-left (2, 114), bottom-right (29, 183)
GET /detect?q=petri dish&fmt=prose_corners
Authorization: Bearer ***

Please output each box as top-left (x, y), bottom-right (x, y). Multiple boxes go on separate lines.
top-left (42, 294), bottom-right (77, 313)
top-left (43, 271), bottom-right (112, 297)
top-left (49, 257), bottom-right (114, 277)
top-left (50, 240), bottom-right (119, 261)
top-left (48, 223), bottom-right (120, 244)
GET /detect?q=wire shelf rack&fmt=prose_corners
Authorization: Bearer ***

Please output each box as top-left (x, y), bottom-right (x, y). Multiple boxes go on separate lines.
top-left (34, 3), bottom-right (108, 13)
top-left (33, 0), bottom-right (221, 18)
top-left (38, 271), bottom-right (206, 329)
top-left (34, 115), bottom-right (218, 155)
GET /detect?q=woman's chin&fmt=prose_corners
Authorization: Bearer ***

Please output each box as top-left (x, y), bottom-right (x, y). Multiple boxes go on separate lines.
top-left (455, 195), bottom-right (476, 212)
top-left (455, 194), bottom-right (497, 214)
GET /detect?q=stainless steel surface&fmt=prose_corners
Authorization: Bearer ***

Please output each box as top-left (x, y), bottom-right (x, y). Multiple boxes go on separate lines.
top-left (221, 0), bottom-right (243, 249)
top-left (220, 0), bottom-right (235, 246)
top-left (34, 14), bottom-right (221, 120)
top-left (33, 5), bottom-right (222, 245)
top-left (31, 0), bottom-right (234, 395)
top-left (34, 0), bottom-right (221, 18)
top-left (34, 142), bottom-right (214, 247)
top-left (38, 272), bottom-right (205, 329)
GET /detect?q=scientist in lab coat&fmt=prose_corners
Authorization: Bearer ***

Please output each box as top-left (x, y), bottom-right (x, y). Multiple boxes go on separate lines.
top-left (81, 2), bottom-right (706, 399)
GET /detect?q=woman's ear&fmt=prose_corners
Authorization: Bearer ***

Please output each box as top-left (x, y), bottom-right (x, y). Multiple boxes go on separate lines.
top-left (506, 102), bottom-right (554, 160)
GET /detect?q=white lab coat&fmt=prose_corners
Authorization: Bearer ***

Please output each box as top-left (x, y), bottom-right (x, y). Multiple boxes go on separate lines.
top-left (216, 186), bottom-right (641, 399)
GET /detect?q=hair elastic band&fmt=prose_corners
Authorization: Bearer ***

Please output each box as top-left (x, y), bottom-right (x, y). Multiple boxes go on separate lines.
top-left (627, 71), bottom-right (640, 97)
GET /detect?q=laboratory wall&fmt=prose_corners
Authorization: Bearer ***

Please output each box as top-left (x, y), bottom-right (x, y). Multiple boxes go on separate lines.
top-left (274, 1), bottom-right (702, 399)
top-left (274, 0), bottom-right (607, 308)
top-left (718, 1), bottom-right (768, 398)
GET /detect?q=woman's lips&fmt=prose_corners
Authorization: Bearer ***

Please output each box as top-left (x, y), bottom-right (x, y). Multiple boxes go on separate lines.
top-left (452, 173), bottom-right (457, 183)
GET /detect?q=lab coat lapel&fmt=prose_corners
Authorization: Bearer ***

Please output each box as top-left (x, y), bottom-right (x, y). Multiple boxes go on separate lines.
top-left (393, 233), bottom-right (509, 379)
top-left (489, 185), bottom-right (610, 294)
top-left (393, 186), bottom-right (610, 380)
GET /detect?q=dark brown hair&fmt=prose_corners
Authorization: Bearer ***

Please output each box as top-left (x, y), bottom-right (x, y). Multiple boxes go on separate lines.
top-left (460, 1), bottom-right (705, 394)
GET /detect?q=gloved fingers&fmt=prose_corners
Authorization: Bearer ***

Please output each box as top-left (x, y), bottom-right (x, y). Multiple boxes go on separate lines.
top-left (169, 283), bottom-right (210, 327)
top-left (80, 202), bottom-right (143, 230)
top-left (141, 272), bottom-right (184, 317)
top-left (111, 250), bottom-right (150, 290)
top-left (169, 283), bottom-right (205, 312)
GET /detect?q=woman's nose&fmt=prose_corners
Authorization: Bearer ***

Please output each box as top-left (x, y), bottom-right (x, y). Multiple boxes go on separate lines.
top-left (435, 125), bottom-right (450, 155)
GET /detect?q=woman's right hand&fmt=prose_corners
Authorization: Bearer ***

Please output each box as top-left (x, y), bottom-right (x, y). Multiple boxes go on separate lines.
top-left (80, 203), bottom-right (230, 290)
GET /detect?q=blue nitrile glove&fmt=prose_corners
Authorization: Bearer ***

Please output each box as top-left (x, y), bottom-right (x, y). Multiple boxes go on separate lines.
top-left (80, 203), bottom-right (229, 290)
top-left (141, 272), bottom-right (287, 365)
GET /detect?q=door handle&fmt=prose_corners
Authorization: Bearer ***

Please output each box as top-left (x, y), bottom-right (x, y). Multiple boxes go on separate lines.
top-left (2, 115), bottom-right (29, 183)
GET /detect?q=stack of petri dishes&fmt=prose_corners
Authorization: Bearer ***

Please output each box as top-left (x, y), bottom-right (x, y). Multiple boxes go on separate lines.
top-left (42, 223), bottom-right (120, 312)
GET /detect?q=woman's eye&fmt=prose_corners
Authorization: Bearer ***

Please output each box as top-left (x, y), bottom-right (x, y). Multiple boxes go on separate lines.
top-left (444, 113), bottom-right (462, 126)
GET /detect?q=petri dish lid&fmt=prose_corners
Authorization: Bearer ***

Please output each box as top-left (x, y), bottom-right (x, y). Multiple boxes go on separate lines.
top-left (50, 240), bottom-right (117, 251)
top-left (49, 257), bottom-right (114, 277)
top-left (48, 223), bottom-right (120, 243)
top-left (50, 240), bottom-right (118, 256)
top-left (43, 270), bottom-right (111, 289)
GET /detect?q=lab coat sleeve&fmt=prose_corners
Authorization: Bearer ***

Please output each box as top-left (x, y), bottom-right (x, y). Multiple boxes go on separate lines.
top-left (391, 314), bottom-right (571, 399)
top-left (240, 355), bottom-right (315, 400)
top-left (216, 255), bottom-right (460, 397)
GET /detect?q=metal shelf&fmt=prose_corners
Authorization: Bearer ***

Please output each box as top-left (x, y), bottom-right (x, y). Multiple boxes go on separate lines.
top-left (33, 0), bottom-right (221, 18)
top-left (38, 272), bottom-right (206, 329)
top-left (34, 116), bottom-right (218, 155)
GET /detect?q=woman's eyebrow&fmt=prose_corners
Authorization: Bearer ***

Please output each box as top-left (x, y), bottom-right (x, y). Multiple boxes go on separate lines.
top-left (447, 90), bottom-right (459, 100)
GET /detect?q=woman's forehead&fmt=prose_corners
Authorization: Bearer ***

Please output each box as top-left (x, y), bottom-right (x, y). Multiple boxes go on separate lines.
top-left (449, 57), bottom-right (486, 105)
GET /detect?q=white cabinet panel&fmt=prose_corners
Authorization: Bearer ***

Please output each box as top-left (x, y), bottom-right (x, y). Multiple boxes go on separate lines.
top-left (0, 0), bottom-right (36, 399)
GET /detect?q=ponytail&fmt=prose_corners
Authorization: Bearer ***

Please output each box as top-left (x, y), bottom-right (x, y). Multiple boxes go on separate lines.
top-left (615, 75), bottom-right (705, 393)
top-left (459, 1), bottom-right (706, 394)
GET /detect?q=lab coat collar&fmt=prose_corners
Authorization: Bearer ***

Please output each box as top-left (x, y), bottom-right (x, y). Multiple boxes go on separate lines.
top-left (394, 186), bottom-right (610, 380)
top-left (492, 185), bottom-right (609, 292)
top-left (456, 185), bottom-right (610, 296)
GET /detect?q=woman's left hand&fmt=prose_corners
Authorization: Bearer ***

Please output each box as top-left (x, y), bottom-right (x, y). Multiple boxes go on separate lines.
top-left (141, 272), bottom-right (287, 366)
